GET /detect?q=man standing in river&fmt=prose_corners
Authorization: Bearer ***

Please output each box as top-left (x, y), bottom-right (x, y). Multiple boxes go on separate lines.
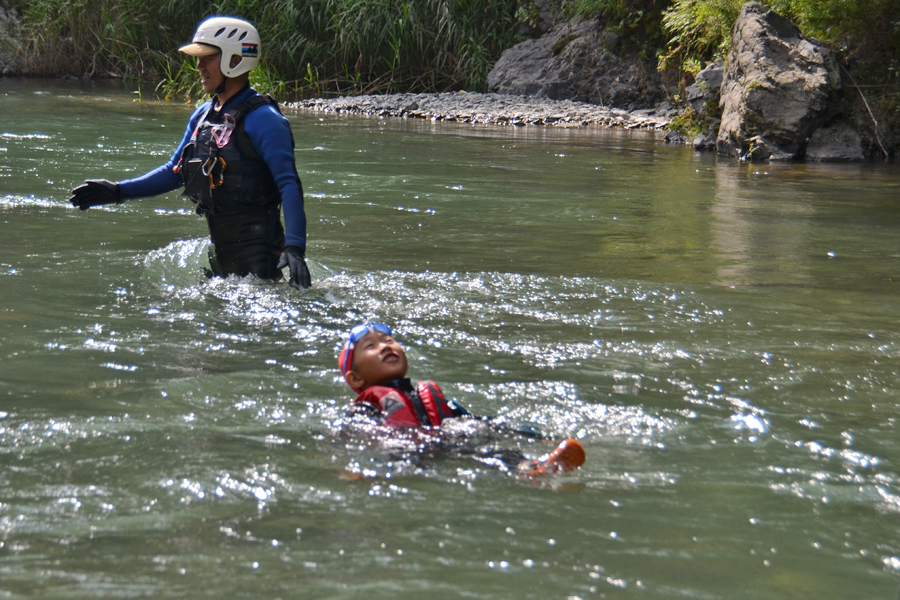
top-left (69, 16), bottom-right (311, 289)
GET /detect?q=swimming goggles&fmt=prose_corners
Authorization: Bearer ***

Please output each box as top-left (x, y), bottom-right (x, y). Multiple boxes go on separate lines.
top-left (339, 322), bottom-right (393, 377)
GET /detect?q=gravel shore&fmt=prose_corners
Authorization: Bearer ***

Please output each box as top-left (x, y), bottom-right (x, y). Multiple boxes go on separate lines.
top-left (286, 92), bottom-right (675, 131)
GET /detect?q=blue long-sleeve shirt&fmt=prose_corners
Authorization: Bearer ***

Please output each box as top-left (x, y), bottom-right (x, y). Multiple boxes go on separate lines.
top-left (118, 86), bottom-right (307, 249)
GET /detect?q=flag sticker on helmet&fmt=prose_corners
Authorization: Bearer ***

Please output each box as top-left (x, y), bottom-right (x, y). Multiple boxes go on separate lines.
top-left (181, 17), bottom-right (261, 77)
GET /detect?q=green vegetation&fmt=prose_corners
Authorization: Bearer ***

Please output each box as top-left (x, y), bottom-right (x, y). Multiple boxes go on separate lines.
top-left (660, 0), bottom-right (742, 62)
top-left (662, 0), bottom-right (900, 130)
top-left (562, 0), bottom-right (667, 50)
top-left (662, 0), bottom-right (900, 69)
top-left (5, 0), bottom-right (900, 125)
top-left (7, 0), bottom-right (519, 99)
top-left (556, 0), bottom-right (900, 131)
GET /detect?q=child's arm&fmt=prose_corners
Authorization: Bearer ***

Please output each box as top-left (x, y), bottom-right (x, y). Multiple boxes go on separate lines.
top-left (484, 417), bottom-right (547, 440)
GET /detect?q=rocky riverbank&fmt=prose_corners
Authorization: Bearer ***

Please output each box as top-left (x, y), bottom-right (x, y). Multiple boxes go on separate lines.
top-left (287, 92), bottom-right (674, 132)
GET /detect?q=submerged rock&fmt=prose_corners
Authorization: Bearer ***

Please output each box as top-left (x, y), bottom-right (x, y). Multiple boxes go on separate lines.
top-left (805, 124), bottom-right (866, 162)
top-left (716, 2), bottom-right (841, 161)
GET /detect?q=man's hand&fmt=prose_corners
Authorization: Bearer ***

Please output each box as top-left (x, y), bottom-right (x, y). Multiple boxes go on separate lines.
top-left (70, 179), bottom-right (122, 210)
top-left (277, 245), bottom-right (312, 289)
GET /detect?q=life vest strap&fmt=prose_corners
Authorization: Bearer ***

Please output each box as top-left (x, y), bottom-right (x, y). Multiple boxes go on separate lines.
top-left (417, 381), bottom-right (444, 427)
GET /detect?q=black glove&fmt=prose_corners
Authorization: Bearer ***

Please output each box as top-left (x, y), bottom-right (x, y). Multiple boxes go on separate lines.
top-left (276, 245), bottom-right (312, 289)
top-left (70, 179), bottom-right (122, 211)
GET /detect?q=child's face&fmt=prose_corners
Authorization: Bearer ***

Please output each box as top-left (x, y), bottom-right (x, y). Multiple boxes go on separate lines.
top-left (345, 329), bottom-right (408, 391)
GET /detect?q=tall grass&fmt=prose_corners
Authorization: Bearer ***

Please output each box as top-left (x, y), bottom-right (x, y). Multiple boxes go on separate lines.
top-left (10, 0), bottom-right (205, 79)
top-left (12, 0), bottom-right (519, 99)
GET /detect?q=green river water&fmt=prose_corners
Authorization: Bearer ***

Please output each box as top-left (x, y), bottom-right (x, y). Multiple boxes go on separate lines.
top-left (2, 79), bottom-right (900, 599)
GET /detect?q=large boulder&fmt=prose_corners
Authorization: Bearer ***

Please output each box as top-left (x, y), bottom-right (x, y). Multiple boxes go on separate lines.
top-left (716, 2), bottom-right (841, 161)
top-left (0, 3), bottom-right (25, 76)
top-left (487, 18), bottom-right (670, 110)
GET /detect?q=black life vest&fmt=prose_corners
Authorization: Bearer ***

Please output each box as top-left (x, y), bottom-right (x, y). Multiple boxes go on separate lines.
top-left (179, 91), bottom-right (289, 279)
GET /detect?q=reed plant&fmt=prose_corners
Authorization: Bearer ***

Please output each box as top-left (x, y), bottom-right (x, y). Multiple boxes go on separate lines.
top-left (10, 0), bottom-right (202, 78)
top-left (11, 0), bottom-right (519, 99)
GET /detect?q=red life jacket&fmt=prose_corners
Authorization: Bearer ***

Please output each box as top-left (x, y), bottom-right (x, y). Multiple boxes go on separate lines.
top-left (353, 379), bottom-right (466, 428)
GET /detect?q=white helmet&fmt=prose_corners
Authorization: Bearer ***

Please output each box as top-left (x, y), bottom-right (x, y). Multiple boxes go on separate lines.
top-left (179, 16), bottom-right (261, 78)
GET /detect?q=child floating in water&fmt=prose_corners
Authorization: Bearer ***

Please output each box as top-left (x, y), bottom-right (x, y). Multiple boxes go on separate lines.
top-left (336, 322), bottom-right (585, 476)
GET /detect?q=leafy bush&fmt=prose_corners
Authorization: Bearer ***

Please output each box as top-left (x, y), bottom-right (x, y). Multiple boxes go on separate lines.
top-left (662, 0), bottom-right (900, 69)
top-left (562, 0), bottom-right (668, 55)
top-left (661, 0), bottom-right (741, 61)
